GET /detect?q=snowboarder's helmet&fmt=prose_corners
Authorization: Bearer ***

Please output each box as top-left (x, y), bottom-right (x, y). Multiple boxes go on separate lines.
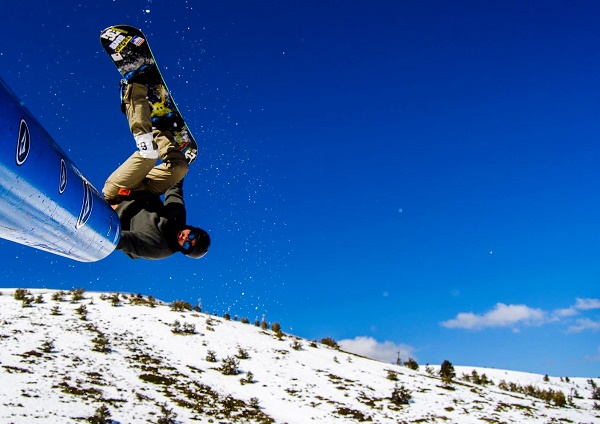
top-left (182, 227), bottom-right (210, 259)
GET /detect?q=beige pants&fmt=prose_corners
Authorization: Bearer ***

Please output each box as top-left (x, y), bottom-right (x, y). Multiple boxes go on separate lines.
top-left (103, 83), bottom-right (188, 200)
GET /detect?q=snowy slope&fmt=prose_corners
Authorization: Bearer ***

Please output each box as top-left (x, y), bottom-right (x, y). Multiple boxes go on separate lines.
top-left (0, 288), bottom-right (598, 423)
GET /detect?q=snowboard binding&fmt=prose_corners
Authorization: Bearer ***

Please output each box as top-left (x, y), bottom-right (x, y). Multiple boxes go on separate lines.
top-left (152, 112), bottom-right (185, 132)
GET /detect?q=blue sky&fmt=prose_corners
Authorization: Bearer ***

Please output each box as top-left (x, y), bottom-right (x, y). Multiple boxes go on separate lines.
top-left (1, 0), bottom-right (599, 377)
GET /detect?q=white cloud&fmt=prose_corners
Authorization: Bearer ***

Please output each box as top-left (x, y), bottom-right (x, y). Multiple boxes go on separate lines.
top-left (550, 297), bottom-right (600, 320)
top-left (338, 336), bottom-right (415, 364)
top-left (440, 303), bottom-right (546, 330)
top-left (441, 297), bottom-right (600, 333)
top-left (574, 298), bottom-right (600, 311)
top-left (552, 307), bottom-right (579, 318)
top-left (567, 318), bottom-right (600, 333)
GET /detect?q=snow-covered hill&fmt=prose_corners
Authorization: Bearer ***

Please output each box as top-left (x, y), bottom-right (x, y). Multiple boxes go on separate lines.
top-left (0, 288), bottom-right (598, 423)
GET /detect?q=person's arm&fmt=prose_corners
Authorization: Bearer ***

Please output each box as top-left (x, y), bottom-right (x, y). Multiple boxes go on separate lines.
top-left (163, 179), bottom-right (187, 225)
top-left (116, 230), bottom-right (173, 259)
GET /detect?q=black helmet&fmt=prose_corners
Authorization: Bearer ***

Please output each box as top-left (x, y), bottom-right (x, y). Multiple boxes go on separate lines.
top-left (182, 227), bottom-right (211, 259)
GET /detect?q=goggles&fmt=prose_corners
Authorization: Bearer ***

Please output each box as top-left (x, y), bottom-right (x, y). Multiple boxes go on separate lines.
top-left (182, 231), bottom-right (197, 252)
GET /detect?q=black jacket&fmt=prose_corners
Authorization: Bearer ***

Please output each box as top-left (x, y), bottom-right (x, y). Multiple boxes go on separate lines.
top-left (115, 181), bottom-right (187, 259)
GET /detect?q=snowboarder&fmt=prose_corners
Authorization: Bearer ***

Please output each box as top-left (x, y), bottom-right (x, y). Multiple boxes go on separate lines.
top-left (102, 73), bottom-right (210, 260)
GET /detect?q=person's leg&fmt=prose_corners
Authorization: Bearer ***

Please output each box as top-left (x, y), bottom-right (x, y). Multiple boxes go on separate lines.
top-left (102, 83), bottom-right (157, 201)
top-left (141, 129), bottom-right (189, 195)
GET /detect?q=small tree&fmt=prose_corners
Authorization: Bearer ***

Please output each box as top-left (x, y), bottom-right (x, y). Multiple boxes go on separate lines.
top-left (219, 356), bottom-right (240, 375)
top-left (236, 347), bottom-right (250, 359)
top-left (92, 334), bottom-right (111, 353)
top-left (390, 384), bottom-right (412, 405)
top-left (14, 288), bottom-right (30, 300)
top-left (553, 391), bottom-right (567, 407)
top-left (404, 358), bottom-right (419, 371)
top-left (206, 350), bottom-right (217, 362)
top-left (291, 339), bottom-right (303, 351)
top-left (240, 371), bottom-right (255, 385)
top-left (52, 291), bottom-right (66, 302)
top-left (156, 402), bottom-right (177, 424)
top-left (76, 305), bottom-right (88, 321)
top-left (87, 405), bottom-right (112, 424)
top-left (70, 288), bottom-right (85, 303)
top-left (171, 300), bottom-right (192, 312)
top-left (439, 360), bottom-right (455, 386)
top-left (41, 339), bottom-right (55, 353)
top-left (320, 337), bottom-right (340, 349)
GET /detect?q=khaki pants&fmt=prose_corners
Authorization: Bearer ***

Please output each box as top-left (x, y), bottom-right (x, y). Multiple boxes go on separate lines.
top-left (103, 83), bottom-right (188, 200)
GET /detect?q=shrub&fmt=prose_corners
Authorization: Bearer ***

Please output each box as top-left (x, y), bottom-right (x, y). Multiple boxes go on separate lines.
top-left (320, 337), bottom-right (340, 350)
top-left (240, 371), bottom-right (255, 385)
top-left (14, 288), bottom-right (31, 300)
top-left (386, 369), bottom-right (399, 381)
top-left (87, 405), bottom-right (112, 424)
top-left (51, 291), bottom-right (66, 302)
top-left (439, 360), bottom-right (455, 385)
top-left (553, 391), bottom-right (567, 407)
top-left (219, 356), bottom-right (240, 375)
top-left (404, 358), bottom-right (419, 370)
top-left (236, 347), bottom-right (250, 359)
top-left (21, 297), bottom-right (34, 308)
top-left (223, 313), bottom-right (231, 321)
top-left (390, 384), bottom-right (412, 405)
top-left (206, 350), bottom-right (217, 362)
top-left (76, 305), bottom-right (88, 320)
top-left (171, 320), bottom-right (196, 335)
top-left (271, 322), bottom-right (281, 333)
top-left (70, 288), bottom-right (85, 303)
top-left (261, 320), bottom-right (269, 330)
top-left (241, 317), bottom-right (250, 324)
top-left (92, 334), bottom-right (111, 353)
top-left (41, 339), bottom-right (55, 353)
top-left (156, 402), bottom-right (177, 424)
top-left (171, 300), bottom-right (192, 312)
top-left (291, 339), bottom-right (303, 350)
top-left (50, 305), bottom-right (62, 316)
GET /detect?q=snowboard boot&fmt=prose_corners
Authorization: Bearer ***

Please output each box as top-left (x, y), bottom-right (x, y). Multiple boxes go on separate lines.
top-left (152, 112), bottom-right (185, 132)
top-left (119, 64), bottom-right (160, 114)
top-left (123, 64), bottom-right (160, 86)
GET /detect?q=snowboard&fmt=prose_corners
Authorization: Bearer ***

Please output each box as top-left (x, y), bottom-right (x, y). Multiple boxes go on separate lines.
top-left (99, 25), bottom-right (198, 164)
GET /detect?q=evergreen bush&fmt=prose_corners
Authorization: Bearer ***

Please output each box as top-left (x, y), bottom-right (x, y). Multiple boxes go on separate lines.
top-left (320, 337), bottom-right (340, 349)
top-left (170, 300), bottom-right (192, 312)
top-left (87, 405), bottom-right (111, 424)
top-left (390, 384), bottom-right (412, 405)
top-left (404, 358), bottom-right (419, 370)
